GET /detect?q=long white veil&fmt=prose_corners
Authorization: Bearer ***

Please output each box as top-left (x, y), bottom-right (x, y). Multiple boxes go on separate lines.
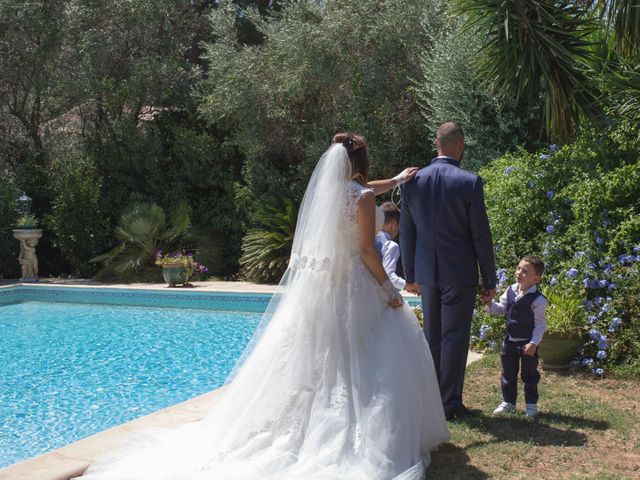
top-left (79, 142), bottom-right (374, 479)
top-left (226, 142), bottom-right (352, 381)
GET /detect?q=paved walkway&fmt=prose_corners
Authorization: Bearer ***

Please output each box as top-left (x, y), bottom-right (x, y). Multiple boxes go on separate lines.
top-left (0, 279), bottom-right (483, 480)
top-left (0, 278), bottom-right (280, 294)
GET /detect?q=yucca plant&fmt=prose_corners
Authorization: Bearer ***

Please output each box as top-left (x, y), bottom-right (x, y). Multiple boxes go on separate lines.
top-left (240, 196), bottom-right (298, 283)
top-left (454, 0), bottom-right (600, 142)
top-left (90, 202), bottom-right (192, 282)
top-left (600, 0), bottom-right (640, 59)
top-left (15, 213), bottom-right (39, 229)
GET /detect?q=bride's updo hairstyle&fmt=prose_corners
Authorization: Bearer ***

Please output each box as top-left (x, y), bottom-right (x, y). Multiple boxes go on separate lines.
top-left (332, 132), bottom-right (369, 184)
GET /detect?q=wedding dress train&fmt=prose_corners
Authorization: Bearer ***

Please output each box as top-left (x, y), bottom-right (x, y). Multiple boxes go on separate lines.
top-left (79, 144), bottom-right (450, 480)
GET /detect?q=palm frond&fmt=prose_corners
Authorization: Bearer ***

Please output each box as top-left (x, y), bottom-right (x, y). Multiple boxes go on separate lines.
top-left (603, 0), bottom-right (640, 59)
top-left (92, 201), bottom-right (194, 283)
top-left (240, 196), bottom-right (298, 283)
top-left (454, 0), bottom-right (602, 141)
top-left (160, 201), bottom-right (191, 243)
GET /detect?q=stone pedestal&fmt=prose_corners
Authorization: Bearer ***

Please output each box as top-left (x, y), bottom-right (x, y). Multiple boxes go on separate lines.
top-left (13, 229), bottom-right (43, 282)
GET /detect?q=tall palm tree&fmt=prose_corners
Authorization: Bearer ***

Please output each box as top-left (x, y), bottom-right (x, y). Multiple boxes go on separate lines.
top-left (601, 0), bottom-right (640, 58)
top-left (454, 0), bottom-right (599, 142)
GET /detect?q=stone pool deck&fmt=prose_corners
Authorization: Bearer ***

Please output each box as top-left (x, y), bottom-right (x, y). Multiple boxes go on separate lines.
top-left (0, 279), bottom-right (482, 480)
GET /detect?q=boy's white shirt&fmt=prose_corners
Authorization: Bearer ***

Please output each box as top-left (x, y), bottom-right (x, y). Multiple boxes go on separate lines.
top-left (485, 283), bottom-right (548, 345)
top-left (376, 231), bottom-right (406, 290)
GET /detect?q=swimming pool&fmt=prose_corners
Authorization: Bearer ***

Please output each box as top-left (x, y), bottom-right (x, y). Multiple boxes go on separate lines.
top-left (0, 286), bottom-right (269, 468)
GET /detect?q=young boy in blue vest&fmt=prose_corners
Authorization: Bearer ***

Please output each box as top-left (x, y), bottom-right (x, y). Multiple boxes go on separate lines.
top-left (482, 255), bottom-right (548, 418)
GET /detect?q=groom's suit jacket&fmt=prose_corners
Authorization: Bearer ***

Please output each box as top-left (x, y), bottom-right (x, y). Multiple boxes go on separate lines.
top-left (400, 157), bottom-right (497, 289)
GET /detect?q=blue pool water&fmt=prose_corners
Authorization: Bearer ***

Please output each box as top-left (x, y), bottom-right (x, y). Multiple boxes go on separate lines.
top-left (0, 297), bottom-right (262, 468)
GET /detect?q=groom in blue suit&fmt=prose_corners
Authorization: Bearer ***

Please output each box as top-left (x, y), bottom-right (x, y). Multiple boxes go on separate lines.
top-left (400, 122), bottom-right (497, 420)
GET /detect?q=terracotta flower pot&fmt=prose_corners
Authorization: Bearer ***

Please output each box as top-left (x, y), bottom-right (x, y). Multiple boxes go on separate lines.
top-left (538, 333), bottom-right (583, 370)
top-left (161, 263), bottom-right (190, 287)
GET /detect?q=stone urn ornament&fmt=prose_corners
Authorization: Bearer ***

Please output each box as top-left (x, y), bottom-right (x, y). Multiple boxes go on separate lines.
top-left (13, 228), bottom-right (43, 282)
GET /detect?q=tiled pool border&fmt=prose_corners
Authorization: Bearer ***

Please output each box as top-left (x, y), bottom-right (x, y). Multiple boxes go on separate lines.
top-left (0, 285), bottom-right (273, 313)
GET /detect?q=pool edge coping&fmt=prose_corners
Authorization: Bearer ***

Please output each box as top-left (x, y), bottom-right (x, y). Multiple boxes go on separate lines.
top-left (0, 280), bottom-right (280, 295)
top-left (0, 353), bottom-right (484, 480)
top-left (0, 388), bottom-right (222, 480)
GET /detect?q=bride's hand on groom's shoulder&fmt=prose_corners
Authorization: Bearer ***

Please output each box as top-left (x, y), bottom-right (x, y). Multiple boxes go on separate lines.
top-left (393, 167), bottom-right (419, 186)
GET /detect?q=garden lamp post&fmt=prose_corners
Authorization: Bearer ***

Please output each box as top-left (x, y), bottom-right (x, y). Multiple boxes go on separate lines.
top-left (17, 192), bottom-right (32, 215)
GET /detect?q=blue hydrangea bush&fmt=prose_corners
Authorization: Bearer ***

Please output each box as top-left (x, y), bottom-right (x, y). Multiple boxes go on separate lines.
top-left (471, 127), bottom-right (640, 377)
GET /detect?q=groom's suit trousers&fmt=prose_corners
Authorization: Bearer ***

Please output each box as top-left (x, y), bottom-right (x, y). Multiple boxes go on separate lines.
top-left (421, 284), bottom-right (476, 414)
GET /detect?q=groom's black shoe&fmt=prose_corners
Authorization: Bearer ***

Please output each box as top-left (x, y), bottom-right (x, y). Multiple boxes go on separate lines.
top-left (445, 404), bottom-right (472, 421)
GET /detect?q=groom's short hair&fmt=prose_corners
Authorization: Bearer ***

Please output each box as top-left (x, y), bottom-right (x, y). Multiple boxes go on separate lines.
top-left (436, 122), bottom-right (464, 149)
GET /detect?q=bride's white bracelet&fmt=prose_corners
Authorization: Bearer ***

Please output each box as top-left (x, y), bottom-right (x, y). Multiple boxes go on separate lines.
top-left (392, 168), bottom-right (411, 186)
top-left (381, 280), bottom-right (404, 305)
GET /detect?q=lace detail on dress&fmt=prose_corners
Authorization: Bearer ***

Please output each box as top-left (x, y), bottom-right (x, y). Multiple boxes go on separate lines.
top-left (289, 254), bottom-right (331, 272)
top-left (339, 181), bottom-right (374, 253)
top-left (330, 383), bottom-right (348, 415)
top-left (341, 181), bottom-right (372, 223)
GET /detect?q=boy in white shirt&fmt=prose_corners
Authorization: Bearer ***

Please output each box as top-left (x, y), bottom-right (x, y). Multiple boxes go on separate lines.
top-left (482, 255), bottom-right (548, 418)
top-left (375, 202), bottom-right (406, 291)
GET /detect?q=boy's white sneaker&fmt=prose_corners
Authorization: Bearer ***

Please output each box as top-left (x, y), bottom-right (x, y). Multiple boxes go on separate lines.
top-left (525, 403), bottom-right (538, 418)
top-left (493, 402), bottom-right (516, 415)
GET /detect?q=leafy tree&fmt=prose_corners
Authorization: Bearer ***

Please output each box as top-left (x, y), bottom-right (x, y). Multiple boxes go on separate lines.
top-left (598, 0), bottom-right (640, 58)
top-left (199, 0), bottom-right (445, 206)
top-left (0, 0), bottom-right (72, 165)
top-left (453, 0), bottom-right (640, 143)
top-left (416, 14), bottom-right (540, 171)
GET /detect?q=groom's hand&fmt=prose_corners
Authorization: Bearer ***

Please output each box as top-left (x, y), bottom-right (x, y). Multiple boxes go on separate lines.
top-left (405, 283), bottom-right (421, 295)
top-left (480, 288), bottom-right (496, 303)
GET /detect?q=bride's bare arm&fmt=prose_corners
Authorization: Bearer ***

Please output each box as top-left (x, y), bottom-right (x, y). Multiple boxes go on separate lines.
top-left (357, 191), bottom-right (392, 285)
top-left (366, 167), bottom-right (419, 196)
top-left (357, 192), bottom-right (403, 307)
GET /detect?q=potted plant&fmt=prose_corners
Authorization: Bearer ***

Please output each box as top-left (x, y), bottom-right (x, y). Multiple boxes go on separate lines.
top-left (538, 287), bottom-right (586, 370)
top-left (15, 213), bottom-right (39, 230)
top-left (155, 250), bottom-right (208, 287)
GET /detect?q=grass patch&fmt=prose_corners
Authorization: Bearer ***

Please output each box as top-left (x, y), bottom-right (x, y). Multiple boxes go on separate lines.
top-left (427, 354), bottom-right (640, 479)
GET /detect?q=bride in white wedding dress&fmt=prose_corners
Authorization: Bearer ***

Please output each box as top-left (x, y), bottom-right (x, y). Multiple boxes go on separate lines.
top-left (78, 133), bottom-right (450, 480)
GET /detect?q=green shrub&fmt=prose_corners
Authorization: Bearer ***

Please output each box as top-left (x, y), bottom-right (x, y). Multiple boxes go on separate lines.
top-left (240, 196), bottom-right (297, 283)
top-left (46, 155), bottom-right (111, 278)
top-left (91, 200), bottom-right (225, 283)
top-left (563, 160), bottom-right (640, 260)
top-left (480, 128), bottom-right (637, 270)
top-left (0, 169), bottom-right (19, 278)
top-left (88, 113), bottom-right (243, 275)
top-left (570, 252), bottom-right (640, 377)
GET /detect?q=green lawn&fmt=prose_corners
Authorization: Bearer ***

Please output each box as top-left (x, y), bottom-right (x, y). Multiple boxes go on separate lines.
top-left (427, 355), bottom-right (640, 479)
